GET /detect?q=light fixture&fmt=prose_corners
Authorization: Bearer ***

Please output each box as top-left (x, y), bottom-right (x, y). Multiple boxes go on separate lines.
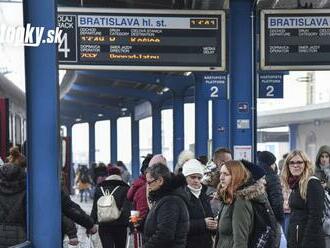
top-left (184, 71), bottom-right (192, 76)
top-left (162, 87), bottom-right (170, 93)
top-left (121, 107), bottom-right (128, 112)
top-left (97, 113), bottom-right (104, 117)
top-left (75, 118), bottom-right (82, 122)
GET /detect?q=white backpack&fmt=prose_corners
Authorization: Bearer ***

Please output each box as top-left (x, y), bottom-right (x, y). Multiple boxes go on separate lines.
top-left (97, 186), bottom-right (121, 223)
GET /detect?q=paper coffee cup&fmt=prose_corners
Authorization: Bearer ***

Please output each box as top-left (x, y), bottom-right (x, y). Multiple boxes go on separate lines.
top-left (130, 210), bottom-right (140, 217)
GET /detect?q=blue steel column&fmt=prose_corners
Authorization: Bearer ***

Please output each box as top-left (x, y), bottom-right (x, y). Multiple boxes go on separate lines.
top-left (89, 121), bottom-right (95, 164)
top-left (212, 99), bottom-right (230, 152)
top-left (289, 124), bottom-right (298, 151)
top-left (111, 118), bottom-right (118, 163)
top-left (131, 114), bottom-right (140, 179)
top-left (230, 0), bottom-right (254, 156)
top-left (24, 0), bottom-right (61, 245)
top-left (152, 103), bottom-right (162, 154)
top-left (194, 78), bottom-right (209, 158)
top-left (173, 93), bottom-right (185, 168)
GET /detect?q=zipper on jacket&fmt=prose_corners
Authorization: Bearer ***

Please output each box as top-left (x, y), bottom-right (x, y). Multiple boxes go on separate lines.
top-left (296, 225), bottom-right (299, 244)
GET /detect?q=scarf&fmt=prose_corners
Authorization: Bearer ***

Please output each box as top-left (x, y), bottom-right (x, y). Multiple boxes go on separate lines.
top-left (187, 185), bottom-right (202, 198)
top-left (288, 175), bottom-right (301, 189)
top-left (320, 164), bottom-right (330, 179)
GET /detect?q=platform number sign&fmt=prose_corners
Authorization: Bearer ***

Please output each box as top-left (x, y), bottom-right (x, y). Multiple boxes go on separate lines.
top-left (210, 86), bottom-right (219, 98)
top-left (201, 73), bottom-right (227, 100)
top-left (258, 73), bottom-right (284, 98)
top-left (57, 14), bottom-right (77, 62)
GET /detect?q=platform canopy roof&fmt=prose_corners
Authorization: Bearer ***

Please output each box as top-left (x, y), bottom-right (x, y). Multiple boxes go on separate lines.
top-left (59, 70), bottom-right (196, 124)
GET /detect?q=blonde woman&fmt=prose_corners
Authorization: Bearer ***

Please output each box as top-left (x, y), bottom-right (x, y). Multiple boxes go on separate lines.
top-left (281, 150), bottom-right (325, 248)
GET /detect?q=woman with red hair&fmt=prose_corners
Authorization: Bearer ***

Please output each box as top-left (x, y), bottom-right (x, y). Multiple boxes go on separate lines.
top-left (215, 160), bottom-right (267, 248)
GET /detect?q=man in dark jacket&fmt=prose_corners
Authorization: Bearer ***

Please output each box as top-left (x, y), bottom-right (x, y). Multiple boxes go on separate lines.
top-left (144, 163), bottom-right (189, 248)
top-left (258, 151), bottom-right (284, 248)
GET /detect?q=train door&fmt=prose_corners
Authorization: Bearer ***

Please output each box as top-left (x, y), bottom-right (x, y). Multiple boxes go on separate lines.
top-left (0, 98), bottom-right (9, 161)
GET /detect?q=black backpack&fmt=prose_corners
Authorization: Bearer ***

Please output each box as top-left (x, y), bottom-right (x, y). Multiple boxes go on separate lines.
top-left (248, 199), bottom-right (277, 248)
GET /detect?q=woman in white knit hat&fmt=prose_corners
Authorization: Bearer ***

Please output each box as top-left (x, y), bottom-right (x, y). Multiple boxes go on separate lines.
top-left (182, 159), bottom-right (217, 248)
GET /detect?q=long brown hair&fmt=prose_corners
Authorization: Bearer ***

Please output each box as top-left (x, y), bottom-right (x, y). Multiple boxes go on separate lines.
top-left (281, 150), bottom-right (314, 200)
top-left (217, 160), bottom-right (250, 204)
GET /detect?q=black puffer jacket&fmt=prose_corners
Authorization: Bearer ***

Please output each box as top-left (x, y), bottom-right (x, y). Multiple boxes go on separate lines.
top-left (263, 166), bottom-right (284, 223)
top-left (0, 164), bottom-right (26, 248)
top-left (90, 176), bottom-right (131, 227)
top-left (287, 178), bottom-right (325, 248)
top-left (62, 215), bottom-right (77, 240)
top-left (185, 185), bottom-right (214, 248)
top-left (61, 188), bottom-right (94, 229)
top-left (144, 175), bottom-right (190, 248)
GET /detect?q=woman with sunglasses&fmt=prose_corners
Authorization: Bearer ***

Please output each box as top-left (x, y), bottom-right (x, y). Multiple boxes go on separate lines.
top-left (281, 150), bottom-right (325, 248)
top-left (182, 159), bottom-right (216, 248)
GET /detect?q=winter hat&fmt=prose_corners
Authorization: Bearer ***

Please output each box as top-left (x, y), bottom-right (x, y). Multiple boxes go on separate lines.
top-left (258, 151), bottom-right (276, 167)
top-left (149, 154), bottom-right (167, 167)
top-left (182, 159), bottom-right (204, 177)
top-left (107, 166), bottom-right (121, 176)
top-left (241, 159), bottom-right (265, 181)
top-left (175, 150), bottom-right (195, 174)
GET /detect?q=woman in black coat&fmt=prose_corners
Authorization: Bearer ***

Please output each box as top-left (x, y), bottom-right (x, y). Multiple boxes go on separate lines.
top-left (144, 163), bottom-right (190, 248)
top-left (281, 150), bottom-right (325, 248)
top-left (91, 167), bottom-right (131, 248)
top-left (182, 159), bottom-right (216, 248)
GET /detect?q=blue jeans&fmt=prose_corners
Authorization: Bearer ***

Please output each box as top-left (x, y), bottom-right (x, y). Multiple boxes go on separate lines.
top-left (282, 213), bottom-right (291, 239)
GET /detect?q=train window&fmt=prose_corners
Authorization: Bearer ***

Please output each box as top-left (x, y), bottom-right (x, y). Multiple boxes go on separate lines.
top-left (95, 120), bottom-right (110, 164)
top-left (61, 125), bottom-right (67, 137)
top-left (9, 114), bottom-right (13, 143)
top-left (23, 119), bottom-right (26, 143)
top-left (61, 138), bottom-right (67, 168)
top-left (15, 114), bottom-right (22, 145)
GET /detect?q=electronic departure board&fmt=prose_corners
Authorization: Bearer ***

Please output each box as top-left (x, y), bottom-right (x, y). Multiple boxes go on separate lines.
top-left (261, 9), bottom-right (330, 70)
top-left (57, 8), bottom-right (226, 71)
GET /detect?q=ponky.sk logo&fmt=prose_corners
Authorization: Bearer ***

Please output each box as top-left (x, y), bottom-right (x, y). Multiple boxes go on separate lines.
top-left (0, 23), bottom-right (66, 47)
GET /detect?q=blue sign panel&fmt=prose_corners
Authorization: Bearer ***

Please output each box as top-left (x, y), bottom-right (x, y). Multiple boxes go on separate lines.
top-left (201, 73), bottom-right (227, 100)
top-left (258, 73), bottom-right (283, 98)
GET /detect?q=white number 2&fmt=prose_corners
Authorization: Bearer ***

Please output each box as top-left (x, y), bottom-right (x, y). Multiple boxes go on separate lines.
top-left (210, 86), bottom-right (219, 98)
top-left (266, 85), bottom-right (274, 97)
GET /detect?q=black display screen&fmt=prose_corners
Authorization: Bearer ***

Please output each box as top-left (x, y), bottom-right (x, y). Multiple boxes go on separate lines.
top-left (57, 8), bottom-right (226, 71)
top-left (261, 9), bottom-right (330, 70)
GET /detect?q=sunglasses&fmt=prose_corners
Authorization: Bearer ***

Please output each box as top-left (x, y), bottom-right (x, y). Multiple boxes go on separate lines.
top-left (288, 160), bottom-right (305, 165)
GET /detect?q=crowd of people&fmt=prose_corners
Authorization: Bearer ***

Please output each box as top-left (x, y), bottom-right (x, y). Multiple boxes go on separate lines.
top-left (1, 145), bottom-right (330, 248)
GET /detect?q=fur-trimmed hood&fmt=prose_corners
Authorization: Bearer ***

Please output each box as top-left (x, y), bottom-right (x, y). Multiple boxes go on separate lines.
top-left (235, 179), bottom-right (266, 203)
top-left (315, 145), bottom-right (330, 168)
